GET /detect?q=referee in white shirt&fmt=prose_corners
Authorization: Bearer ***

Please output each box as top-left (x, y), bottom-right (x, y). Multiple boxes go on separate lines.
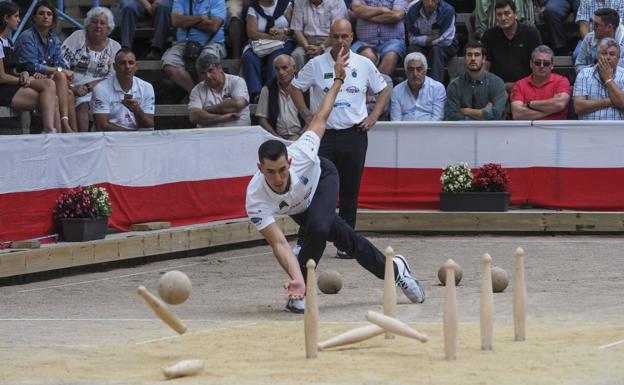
top-left (246, 48), bottom-right (424, 313)
top-left (290, 18), bottom-right (391, 258)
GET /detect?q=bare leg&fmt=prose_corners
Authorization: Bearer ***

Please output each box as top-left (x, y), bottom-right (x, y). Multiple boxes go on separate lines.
top-left (163, 65), bottom-right (195, 92)
top-left (76, 102), bottom-right (90, 132)
top-left (67, 90), bottom-right (77, 132)
top-left (378, 52), bottom-right (399, 76)
top-left (52, 72), bottom-right (75, 133)
top-left (24, 78), bottom-right (57, 132)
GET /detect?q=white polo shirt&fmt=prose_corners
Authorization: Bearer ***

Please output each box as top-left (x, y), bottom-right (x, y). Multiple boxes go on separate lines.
top-left (292, 51), bottom-right (387, 129)
top-left (246, 131), bottom-right (321, 231)
top-left (91, 76), bottom-right (155, 130)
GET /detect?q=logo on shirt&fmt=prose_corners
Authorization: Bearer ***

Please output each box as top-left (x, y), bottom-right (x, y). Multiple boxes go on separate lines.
top-left (300, 175), bottom-right (309, 185)
top-left (324, 72), bottom-right (333, 79)
top-left (346, 86), bottom-right (360, 94)
top-left (351, 69), bottom-right (357, 78)
top-left (93, 98), bottom-right (104, 109)
top-left (334, 101), bottom-right (351, 108)
top-left (323, 87), bottom-right (330, 93)
top-left (250, 217), bottom-right (262, 224)
top-left (279, 201), bottom-right (290, 210)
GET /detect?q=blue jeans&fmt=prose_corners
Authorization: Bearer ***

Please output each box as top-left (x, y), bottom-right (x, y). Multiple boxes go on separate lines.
top-left (242, 39), bottom-right (296, 95)
top-left (351, 38), bottom-right (406, 60)
top-left (115, 0), bottom-right (171, 50)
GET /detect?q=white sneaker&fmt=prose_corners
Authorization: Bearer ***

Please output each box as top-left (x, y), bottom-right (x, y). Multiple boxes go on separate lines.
top-left (292, 244), bottom-right (301, 256)
top-left (393, 255), bottom-right (425, 303)
top-left (285, 298), bottom-right (305, 314)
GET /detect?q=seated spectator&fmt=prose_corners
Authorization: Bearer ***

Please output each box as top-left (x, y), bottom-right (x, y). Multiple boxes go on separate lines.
top-left (445, 42), bottom-right (506, 120)
top-left (391, 52), bottom-right (445, 121)
top-left (573, 37), bottom-right (624, 119)
top-left (15, 0), bottom-right (76, 133)
top-left (189, 53), bottom-right (251, 127)
top-left (91, 48), bottom-right (155, 131)
top-left (481, 0), bottom-right (542, 94)
top-left (0, 1), bottom-right (59, 133)
top-left (290, 0), bottom-right (347, 70)
top-left (575, 8), bottom-right (624, 74)
top-left (541, 0), bottom-right (579, 55)
top-left (115, 0), bottom-right (171, 59)
top-left (62, 7), bottom-right (121, 132)
top-left (225, 0), bottom-right (250, 59)
top-left (405, 0), bottom-right (458, 83)
top-left (256, 55), bottom-right (303, 138)
top-left (242, 0), bottom-right (296, 103)
top-left (357, 46), bottom-right (392, 120)
top-left (350, 0), bottom-right (407, 76)
top-left (511, 45), bottom-right (570, 120)
top-left (574, 0), bottom-right (624, 60)
top-left (474, 0), bottom-right (531, 39)
top-left (162, 0), bottom-right (226, 93)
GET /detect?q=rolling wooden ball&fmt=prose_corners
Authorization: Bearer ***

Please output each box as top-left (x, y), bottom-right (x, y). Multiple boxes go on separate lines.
top-left (438, 263), bottom-right (463, 286)
top-left (317, 270), bottom-right (343, 294)
top-left (158, 270), bottom-right (192, 305)
top-left (491, 266), bottom-right (509, 293)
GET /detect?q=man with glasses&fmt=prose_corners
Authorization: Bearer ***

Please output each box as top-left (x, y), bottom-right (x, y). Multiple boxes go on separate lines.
top-left (575, 8), bottom-right (624, 74)
top-left (511, 45), bottom-right (570, 120)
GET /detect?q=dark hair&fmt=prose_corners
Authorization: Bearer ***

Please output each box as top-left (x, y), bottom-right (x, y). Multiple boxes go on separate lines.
top-left (595, 8), bottom-right (620, 29)
top-left (0, 2), bottom-right (19, 33)
top-left (464, 41), bottom-right (487, 58)
top-left (114, 47), bottom-right (136, 61)
top-left (34, 0), bottom-right (57, 24)
top-left (356, 45), bottom-right (378, 58)
top-left (494, 0), bottom-right (516, 12)
top-left (258, 140), bottom-right (288, 163)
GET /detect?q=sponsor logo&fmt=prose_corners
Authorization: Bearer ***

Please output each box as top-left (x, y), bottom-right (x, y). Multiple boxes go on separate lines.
top-left (250, 217), bottom-right (262, 224)
top-left (279, 201), bottom-right (290, 210)
top-left (300, 175), bottom-right (309, 185)
top-left (333, 101), bottom-right (351, 108)
top-left (323, 87), bottom-right (330, 93)
top-left (351, 69), bottom-right (357, 78)
top-left (93, 98), bottom-right (104, 108)
top-left (345, 86), bottom-right (360, 94)
top-left (324, 72), bottom-right (333, 79)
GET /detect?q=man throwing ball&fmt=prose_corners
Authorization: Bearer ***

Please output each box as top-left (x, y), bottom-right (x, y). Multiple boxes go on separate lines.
top-left (246, 48), bottom-right (425, 313)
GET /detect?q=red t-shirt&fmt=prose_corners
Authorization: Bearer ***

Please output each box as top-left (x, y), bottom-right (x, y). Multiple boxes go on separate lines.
top-left (511, 73), bottom-right (570, 120)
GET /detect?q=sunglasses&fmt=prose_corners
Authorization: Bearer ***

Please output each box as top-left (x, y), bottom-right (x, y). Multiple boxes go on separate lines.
top-left (533, 60), bottom-right (552, 67)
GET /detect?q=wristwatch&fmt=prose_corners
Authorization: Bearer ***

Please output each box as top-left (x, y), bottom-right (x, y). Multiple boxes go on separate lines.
top-left (56, 67), bottom-right (63, 73)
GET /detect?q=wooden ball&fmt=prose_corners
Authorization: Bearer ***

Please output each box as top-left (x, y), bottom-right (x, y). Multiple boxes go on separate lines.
top-left (491, 266), bottom-right (509, 293)
top-left (317, 270), bottom-right (343, 294)
top-left (438, 263), bottom-right (463, 286)
top-left (158, 270), bottom-right (192, 305)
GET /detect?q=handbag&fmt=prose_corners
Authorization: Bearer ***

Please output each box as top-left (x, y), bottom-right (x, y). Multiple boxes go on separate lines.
top-left (250, 39), bottom-right (284, 58)
top-left (182, 0), bottom-right (216, 62)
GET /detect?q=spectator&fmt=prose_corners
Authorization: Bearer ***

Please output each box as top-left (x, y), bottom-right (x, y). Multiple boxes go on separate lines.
top-left (256, 55), bottom-right (303, 138)
top-left (15, 0), bottom-right (77, 133)
top-left (475, 0), bottom-right (531, 39)
top-left (91, 48), bottom-right (155, 131)
top-left (575, 8), bottom-right (624, 74)
top-left (291, 18), bottom-right (390, 259)
top-left (405, 0), bottom-right (458, 83)
top-left (573, 37), bottom-right (624, 119)
top-left (445, 42), bottom-right (506, 120)
top-left (242, 0), bottom-right (296, 103)
top-left (115, 0), bottom-right (171, 59)
top-left (290, 0), bottom-right (347, 70)
top-left (189, 53), bottom-right (251, 127)
top-left (574, 0), bottom-right (624, 60)
top-left (511, 45), bottom-right (570, 120)
top-left (350, 0), bottom-right (408, 76)
top-left (356, 45), bottom-right (392, 120)
top-left (481, 0), bottom-right (542, 94)
top-left (541, 0), bottom-right (579, 55)
top-left (62, 7), bottom-right (121, 132)
top-left (391, 52), bottom-right (446, 121)
top-left (162, 0), bottom-right (226, 93)
top-left (225, 0), bottom-right (249, 59)
top-left (0, 1), bottom-right (59, 133)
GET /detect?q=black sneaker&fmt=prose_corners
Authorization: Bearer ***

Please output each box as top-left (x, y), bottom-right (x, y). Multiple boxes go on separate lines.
top-left (336, 249), bottom-right (354, 259)
top-left (393, 255), bottom-right (425, 303)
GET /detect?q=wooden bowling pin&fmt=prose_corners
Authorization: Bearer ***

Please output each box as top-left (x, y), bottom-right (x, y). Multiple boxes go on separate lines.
top-left (480, 253), bottom-right (494, 351)
top-left (366, 310), bottom-right (428, 342)
top-left (318, 324), bottom-right (385, 350)
top-left (137, 286), bottom-right (187, 334)
top-left (383, 246), bottom-right (397, 340)
top-left (513, 247), bottom-right (527, 341)
top-left (443, 259), bottom-right (458, 360)
top-left (304, 259), bottom-right (319, 359)
top-left (162, 359), bottom-right (205, 379)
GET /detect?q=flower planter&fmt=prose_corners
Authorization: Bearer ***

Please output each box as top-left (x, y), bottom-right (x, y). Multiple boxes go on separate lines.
top-left (439, 192), bottom-right (510, 212)
top-left (59, 216), bottom-right (108, 242)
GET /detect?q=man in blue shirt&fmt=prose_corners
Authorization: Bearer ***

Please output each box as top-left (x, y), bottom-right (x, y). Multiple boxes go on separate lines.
top-left (162, 0), bottom-right (227, 93)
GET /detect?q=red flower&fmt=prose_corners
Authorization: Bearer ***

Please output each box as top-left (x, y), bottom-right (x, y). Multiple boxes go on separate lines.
top-left (472, 163), bottom-right (510, 192)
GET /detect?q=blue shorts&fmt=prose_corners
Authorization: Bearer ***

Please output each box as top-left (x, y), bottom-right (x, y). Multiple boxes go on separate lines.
top-left (351, 38), bottom-right (406, 60)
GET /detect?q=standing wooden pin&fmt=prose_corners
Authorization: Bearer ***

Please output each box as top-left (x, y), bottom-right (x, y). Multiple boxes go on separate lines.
top-left (480, 253), bottom-right (494, 351)
top-left (513, 247), bottom-right (527, 341)
top-left (443, 259), bottom-right (458, 360)
top-left (383, 246), bottom-right (397, 340)
top-left (304, 259), bottom-right (319, 359)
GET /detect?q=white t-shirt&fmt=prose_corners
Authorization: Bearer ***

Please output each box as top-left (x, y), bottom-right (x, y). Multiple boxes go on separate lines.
top-left (291, 51), bottom-right (387, 129)
top-left (0, 36), bottom-right (11, 60)
top-left (246, 131), bottom-right (321, 231)
top-left (188, 73), bottom-right (251, 127)
top-left (61, 30), bottom-right (120, 86)
top-left (247, 2), bottom-right (292, 31)
top-left (91, 75), bottom-right (155, 130)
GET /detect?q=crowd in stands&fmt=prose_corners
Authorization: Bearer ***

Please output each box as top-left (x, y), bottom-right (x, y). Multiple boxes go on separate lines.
top-left (2, 0), bottom-right (624, 134)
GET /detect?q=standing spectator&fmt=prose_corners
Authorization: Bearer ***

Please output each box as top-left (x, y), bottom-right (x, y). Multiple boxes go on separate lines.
top-left (91, 48), bottom-right (155, 131)
top-left (575, 8), bottom-right (624, 74)
top-left (162, 0), bottom-right (226, 93)
top-left (573, 37), bottom-right (624, 120)
top-left (356, 46), bottom-right (392, 120)
top-left (189, 53), bottom-right (251, 127)
top-left (115, 0), bottom-right (171, 59)
top-left (256, 55), bottom-right (303, 139)
top-left (390, 52), bottom-right (446, 121)
top-left (574, 0), bottom-right (624, 60)
top-left (62, 7), bottom-right (121, 132)
top-left (291, 18), bottom-right (390, 258)
top-left (481, 0), bottom-right (542, 94)
top-left (350, 0), bottom-right (408, 76)
top-left (242, 0), bottom-right (296, 103)
top-left (290, 0), bottom-right (348, 70)
top-left (541, 0), bottom-right (579, 55)
top-left (511, 45), bottom-right (570, 120)
top-left (0, 1), bottom-right (59, 133)
top-left (405, 0), bottom-right (458, 83)
top-left (445, 42), bottom-right (507, 120)
top-left (15, 0), bottom-right (77, 133)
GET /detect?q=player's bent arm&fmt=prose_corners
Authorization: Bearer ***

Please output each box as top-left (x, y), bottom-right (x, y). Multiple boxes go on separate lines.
top-left (259, 223), bottom-right (305, 284)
